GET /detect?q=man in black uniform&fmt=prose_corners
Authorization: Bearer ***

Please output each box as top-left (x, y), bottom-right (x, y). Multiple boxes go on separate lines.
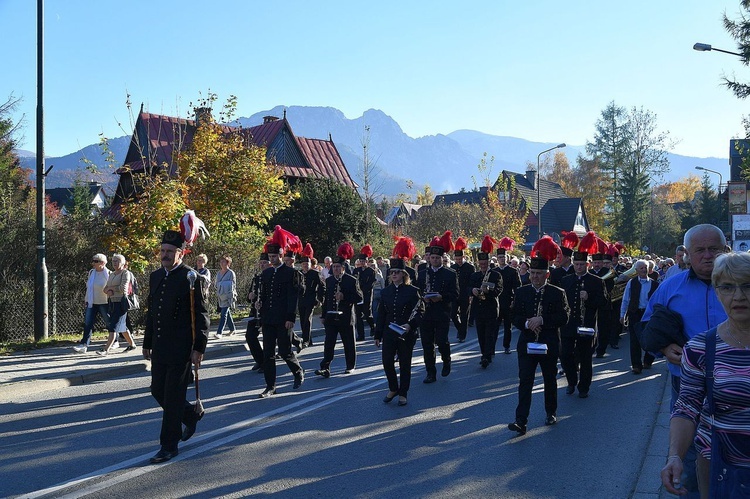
top-left (298, 248), bottom-right (324, 348)
top-left (590, 251), bottom-right (615, 358)
top-left (560, 248), bottom-right (608, 398)
top-left (143, 229), bottom-right (210, 463)
top-left (469, 245), bottom-right (501, 368)
top-left (246, 253), bottom-right (269, 372)
top-left (416, 241), bottom-right (458, 383)
top-left (451, 242), bottom-right (474, 343)
top-left (495, 244), bottom-right (522, 355)
top-left (316, 256), bottom-right (362, 377)
top-left (509, 239), bottom-right (570, 435)
top-left (353, 246), bottom-right (376, 341)
top-left (257, 236), bottom-right (305, 398)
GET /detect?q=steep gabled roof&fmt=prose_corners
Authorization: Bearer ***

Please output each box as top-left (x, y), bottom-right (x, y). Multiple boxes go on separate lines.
top-left (118, 112), bottom-right (356, 187)
top-left (46, 183), bottom-right (106, 214)
top-left (433, 187), bottom-right (488, 205)
top-left (502, 170), bottom-right (567, 216)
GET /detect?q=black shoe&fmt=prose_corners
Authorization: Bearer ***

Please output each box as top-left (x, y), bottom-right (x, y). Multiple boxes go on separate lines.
top-left (566, 385), bottom-right (575, 395)
top-left (383, 391), bottom-right (398, 403)
top-left (595, 352), bottom-right (605, 358)
top-left (275, 354), bottom-right (281, 359)
top-left (504, 347), bottom-right (511, 355)
top-left (293, 370), bottom-right (305, 389)
top-left (124, 345), bottom-right (136, 352)
top-left (610, 344), bottom-right (619, 349)
top-left (251, 363), bottom-right (263, 372)
top-left (441, 361), bottom-right (451, 377)
top-left (314, 369), bottom-right (331, 378)
top-left (344, 368), bottom-right (355, 374)
top-left (150, 448), bottom-right (178, 464)
top-left (301, 342), bottom-right (310, 349)
top-left (632, 367), bottom-right (643, 374)
top-left (508, 422), bottom-right (527, 435)
top-left (258, 387), bottom-right (276, 398)
top-left (397, 397), bottom-right (408, 406)
top-left (480, 358), bottom-right (489, 369)
top-left (295, 343), bottom-right (303, 354)
top-left (578, 391), bottom-right (589, 399)
top-left (423, 374), bottom-right (437, 384)
top-left (643, 361), bottom-right (653, 369)
top-left (181, 421), bottom-right (197, 441)
top-left (356, 336), bottom-right (365, 342)
top-left (457, 337), bottom-right (466, 343)
top-left (545, 414), bottom-right (557, 426)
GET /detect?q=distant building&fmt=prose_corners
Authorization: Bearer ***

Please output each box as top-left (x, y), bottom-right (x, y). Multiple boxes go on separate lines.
top-left (110, 108), bottom-right (357, 211)
top-left (432, 168), bottom-right (589, 248)
top-left (46, 182), bottom-right (108, 216)
top-left (384, 202), bottom-right (424, 227)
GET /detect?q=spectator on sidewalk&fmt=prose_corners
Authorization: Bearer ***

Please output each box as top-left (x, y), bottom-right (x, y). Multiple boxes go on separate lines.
top-left (195, 254), bottom-right (211, 296)
top-left (73, 253), bottom-right (110, 353)
top-left (98, 254), bottom-right (137, 355)
top-left (214, 255), bottom-right (237, 339)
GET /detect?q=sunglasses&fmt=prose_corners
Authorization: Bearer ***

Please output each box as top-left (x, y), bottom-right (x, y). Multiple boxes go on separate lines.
top-left (92, 260), bottom-right (103, 263)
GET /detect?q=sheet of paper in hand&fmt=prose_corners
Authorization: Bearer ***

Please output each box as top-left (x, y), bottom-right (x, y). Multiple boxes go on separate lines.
top-left (527, 342), bottom-right (548, 354)
top-left (577, 327), bottom-right (596, 336)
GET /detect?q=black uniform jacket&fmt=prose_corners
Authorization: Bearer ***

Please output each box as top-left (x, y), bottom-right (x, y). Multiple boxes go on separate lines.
top-left (259, 264), bottom-right (302, 325)
top-left (300, 269), bottom-right (325, 308)
top-left (353, 266), bottom-right (377, 298)
top-left (468, 269), bottom-right (501, 319)
top-left (560, 272), bottom-right (609, 337)
top-left (451, 261), bottom-right (475, 299)
top-left (549, 264), bottom-right (574, 288)
top-left (322, 273), bottom-right (362, 326)
top-left (404, 265), bottom-right (417, 283)
top-left (374, 283), bottom-right (424, 340)
top-left (495, 265), bottom-right (521, 310)
top-left (512, 283), bottom-right (570, 345)
top-left (416, 266), bottom-right (458, 321)
top-left (144, 263), bottom-right (210, 364)
top-left (247, 272), bottom-right (261, 320)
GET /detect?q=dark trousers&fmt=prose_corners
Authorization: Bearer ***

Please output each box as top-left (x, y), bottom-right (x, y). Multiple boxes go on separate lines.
top-left (515, 339), bottom-right (559, 424)
top-left (150, 361), bottom-right (198, 451)
top-left (420, 318), bottom-right (451, 376)
top-left (595, 309), bottom-right (612, 355)
top-left (452, 297), bottom-right (470, 340)
top-left (261, 323), bottom-right (303, 389)
top-left (355, 295), bottom-right (375, 341)
top-left (382, 330), bottom-right (418, 397)
top-left (476, 316), bottom-right (498, 361)
top-left (628, 310), bottom-right (655, 368)
top-left (560, 334), bottom-right (595, 393)
top-left (498, 305), bottom-right (513, 350)
top-left (245, 321), bottom-right (263, 365)
top-left (322, 321), bottom-right (357, 371)
top-left (298, 303), bottom-right (315, 344)
top-left (610, 302), bottom-right (623, 347)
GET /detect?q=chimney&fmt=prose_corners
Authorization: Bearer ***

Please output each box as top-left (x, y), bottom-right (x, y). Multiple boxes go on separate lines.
top-left (263, 115), bottom-right (279, 124)
top-left (195, 107), bottom-right (213, 127)
top-left (526, 168), bottom-right (537, 190)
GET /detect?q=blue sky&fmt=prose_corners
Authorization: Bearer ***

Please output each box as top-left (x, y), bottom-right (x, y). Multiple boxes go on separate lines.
top-left (1, 0), bottom-right (747, 168)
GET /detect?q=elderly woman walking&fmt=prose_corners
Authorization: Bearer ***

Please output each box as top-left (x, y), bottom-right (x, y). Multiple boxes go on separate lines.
top-left (98, 254), bottom-right (137, 355)
top-left (73, 253), bottom-right (110, 353)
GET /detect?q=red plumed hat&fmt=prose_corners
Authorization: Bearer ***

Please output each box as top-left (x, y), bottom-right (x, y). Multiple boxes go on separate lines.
top-left (393, 236), bottom-right (416, 260)
top-left (614, 242), bottom-right (626, 254)
top-left (454, 237), bottom-right (468, 251)
top-left (499, 237), bottom-right (515, 251)
top-left (429, 236), bottom-right (441, 248)
top-left (302, 243), bottom-right (314, 259)
top-left (578, 231), bottom-right (599, 255)
top-left (337, 242), bottom-right (354, 260)
top-left (481, 235), bottom-right (496, 254)
top-left (596, 237), bottom-right (608, 255)
top-left (606, 243), bottom-right (619, 258)
top-left (267, 225), bottom-right (301, 254)
top-left (438, 231), bottom-right (455, 253)
top-left (360, 244), bottom-right (373, 258)
top-left (561, 231), bottom-right (579, 250)
top-left (531, 236), bottom-right (560, 262)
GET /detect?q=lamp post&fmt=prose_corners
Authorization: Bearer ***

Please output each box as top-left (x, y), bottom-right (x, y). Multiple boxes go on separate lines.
top-left (537, 143), bottom-right (566, 240)
top-left (695, 166), bottom-right (723, 225)
top-left (693, 42), bottom-right (742, 57)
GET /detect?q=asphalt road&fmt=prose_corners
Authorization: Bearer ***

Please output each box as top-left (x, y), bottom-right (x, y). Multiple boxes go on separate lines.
top-left (1, 332), bottom-right (669, 499)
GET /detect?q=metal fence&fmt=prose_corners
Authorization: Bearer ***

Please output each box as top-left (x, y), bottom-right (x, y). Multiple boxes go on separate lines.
top-left (0, 267), bottom-right (255, 343)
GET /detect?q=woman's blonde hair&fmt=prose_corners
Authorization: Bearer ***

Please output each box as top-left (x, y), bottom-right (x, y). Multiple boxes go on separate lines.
top-left (111, 253), bottom-right (126, 265)
top-left (712, 252), bottom-right (750, 286)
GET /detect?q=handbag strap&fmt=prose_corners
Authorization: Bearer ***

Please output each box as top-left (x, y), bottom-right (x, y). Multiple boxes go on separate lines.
top-left (705, 327), bottom-right (723, 490)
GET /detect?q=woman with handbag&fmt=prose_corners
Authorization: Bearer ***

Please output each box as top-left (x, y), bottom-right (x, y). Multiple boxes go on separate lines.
top-left (98, 254), bottom-right (137, 355)
top-left (214, 255), bottom-right (237, 339)
top-left (661, 252), bottom-right (750, 498)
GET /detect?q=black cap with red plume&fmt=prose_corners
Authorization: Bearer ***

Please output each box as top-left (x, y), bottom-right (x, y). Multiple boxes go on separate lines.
top-left (531, 236), bottom-right (560, 270)
top-left (454, 237), bottom-right (468, 257)
top-left (337, 242), bottom-right (354, 260)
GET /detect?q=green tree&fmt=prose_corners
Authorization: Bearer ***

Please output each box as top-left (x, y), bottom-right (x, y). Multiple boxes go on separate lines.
top-left (269, 178), bottom-right (371, 257)
top-left (586, 101), bottom-right (629, 219)
top-left (696, 173), bottom-right (719, 225)
top-left (722, 1), bottom-right (750, 99)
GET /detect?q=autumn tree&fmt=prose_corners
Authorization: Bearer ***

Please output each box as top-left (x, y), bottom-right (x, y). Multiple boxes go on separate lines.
top-left (408, 202), bottom-right (486, 247)
top-left (474, 153), bottom-right (528, 243)
top-left (416, 184), bottom-right (435, 205)
top-left (652, 175), bottom-right (702, 204)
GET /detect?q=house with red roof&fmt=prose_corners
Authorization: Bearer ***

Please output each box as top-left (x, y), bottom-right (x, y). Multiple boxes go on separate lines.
top-left (111, 107), bottom-right (357, 208)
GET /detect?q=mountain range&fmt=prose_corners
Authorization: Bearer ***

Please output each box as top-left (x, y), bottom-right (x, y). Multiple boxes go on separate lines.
top-left (18, 105), bottom-right (729, 198)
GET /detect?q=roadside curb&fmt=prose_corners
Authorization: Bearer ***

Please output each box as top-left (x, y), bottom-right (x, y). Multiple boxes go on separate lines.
top-left (633, 369), bottom-right (673, 498)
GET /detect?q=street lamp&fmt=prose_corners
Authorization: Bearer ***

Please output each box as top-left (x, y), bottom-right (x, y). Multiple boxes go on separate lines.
top-left (537, 143), bottom-right (566, 240)
top-left (693, 42), bottom-right (742, 57)
top-left (695, 166), bottom-right (723, 224)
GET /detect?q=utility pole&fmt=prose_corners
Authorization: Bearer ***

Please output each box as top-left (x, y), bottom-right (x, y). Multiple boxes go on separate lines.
top-left (35, 0), bottom-right (49, 341)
